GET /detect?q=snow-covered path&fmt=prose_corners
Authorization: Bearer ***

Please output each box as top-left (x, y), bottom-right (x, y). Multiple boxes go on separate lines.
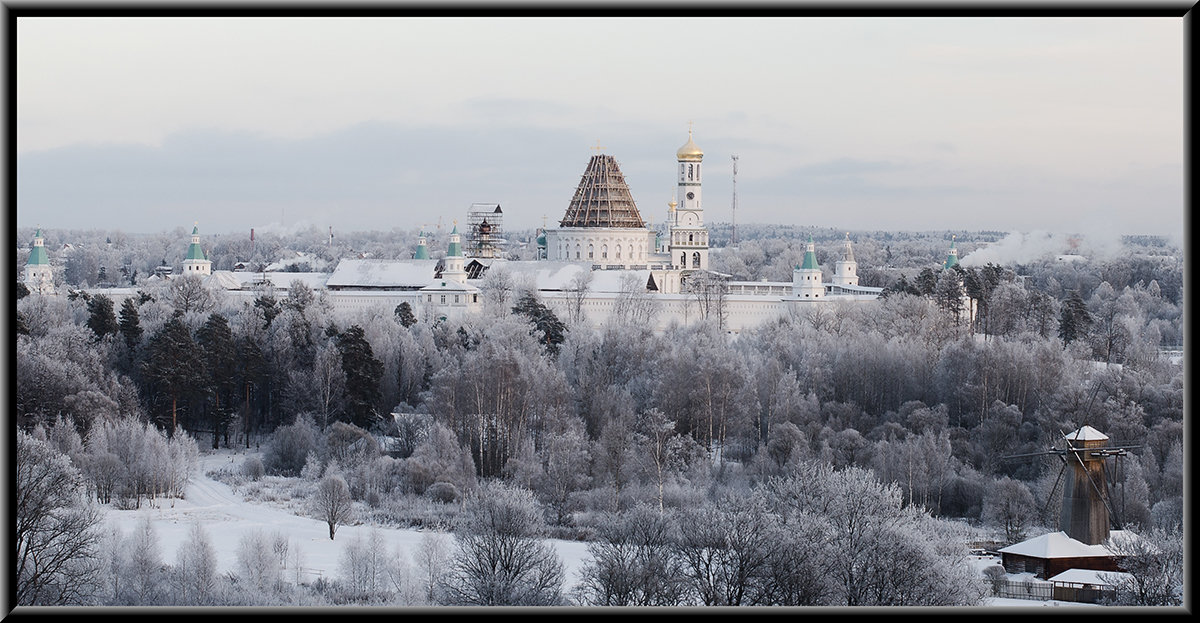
top-left (102, 449), bottom-right (591, 589)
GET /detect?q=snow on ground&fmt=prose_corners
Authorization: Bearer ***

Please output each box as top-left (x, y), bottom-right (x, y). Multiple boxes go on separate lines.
top-left (101, 448), bottom-right (1083, 607)
top-left (101, 448), bottom-right (590, 589)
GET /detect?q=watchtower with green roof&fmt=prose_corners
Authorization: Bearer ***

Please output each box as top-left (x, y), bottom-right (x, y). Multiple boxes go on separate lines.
top-left (414, 231), bottom-right (430, 260)
top-left (442, 224), bottom-right (467, 284)
top-left (943, 237), bottom-right (959, 270)
top-left (182, 224), bottom-right (212, 276)
top-left (792, 235), bottom-right (824, 299)
top-left (24, 229), bottom-right (55, 294)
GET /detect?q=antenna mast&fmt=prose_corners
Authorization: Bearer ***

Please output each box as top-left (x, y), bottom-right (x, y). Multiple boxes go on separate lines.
top-left (730, 154), bottom-right (739, 246)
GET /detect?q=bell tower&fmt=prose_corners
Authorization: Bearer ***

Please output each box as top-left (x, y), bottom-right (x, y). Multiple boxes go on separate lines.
top-left (670, 123), bottom-right (709, 270)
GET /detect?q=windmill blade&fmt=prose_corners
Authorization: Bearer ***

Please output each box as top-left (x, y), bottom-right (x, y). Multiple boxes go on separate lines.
top-left (1000, 449), bottom-right (1064, 461)
top-left (1040, 460), bottom-right (1068, 521)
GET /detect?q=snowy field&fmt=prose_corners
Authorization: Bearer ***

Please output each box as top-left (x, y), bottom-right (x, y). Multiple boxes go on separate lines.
top-left (99, 447), bottom-right (1091, 608)
top-left (101, 448), bottom-right (591, 590)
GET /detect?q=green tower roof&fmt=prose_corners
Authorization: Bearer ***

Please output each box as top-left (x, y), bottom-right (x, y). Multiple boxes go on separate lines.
top-left (447, 228), bottom-right (462, 258)
top-left (185, 225), bottom-right (207, 261)
top-left (414, 233), bottom-right (429, 260)
top-left (800, 235), bottom-right (820, 270)
top-left (943, 239), bottom-right (958, 269)
top-left (27, 231), bottom-right (49, 266)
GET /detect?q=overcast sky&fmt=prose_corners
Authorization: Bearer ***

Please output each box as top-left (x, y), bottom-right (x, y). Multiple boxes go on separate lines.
top-left (16, 16), bottom-right (1185, 240)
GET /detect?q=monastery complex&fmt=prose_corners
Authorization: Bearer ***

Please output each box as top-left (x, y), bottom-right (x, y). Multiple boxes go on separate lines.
top-left (24, 129), bottom-right (963, 334)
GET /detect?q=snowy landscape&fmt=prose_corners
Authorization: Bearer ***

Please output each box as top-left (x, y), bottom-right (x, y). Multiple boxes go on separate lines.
top-left (98, 447), bottom-right (1097, 609)
top-left (14, 14), bottom-right (1184, 613)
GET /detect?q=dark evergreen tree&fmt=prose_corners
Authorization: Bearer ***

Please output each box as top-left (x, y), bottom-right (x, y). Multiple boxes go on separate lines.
top-left (512, 291), bottom-right (567, 355)
top-left (915, 267), bottom-right (939, 296)
top-left (16, 281), bottom-right (30, 299)
top-left (337, 324), bottom-right (383, 429)
top-left (143, 313), bottom-right (205, 436)
top-left (254, 295), bottom-right (280, 328)
top-left (16, 310), bottom-right (29, 336)
top-left (933, 269), bottom-right (965, 324)
top-left (196, 313), bottom-right (238, 449)
top-left (1058, 289), bottom-right (1092, 346)
top-left (236, 336), bottom-right (268, 448)
top-left (85, 294), bottom-right (119, 341)
top-left (118, 297), bottom-right (144, 356)
top-left (962, 263), bottom-right (1007, 335)
top-left (394, 301), bottom-right (418, 327)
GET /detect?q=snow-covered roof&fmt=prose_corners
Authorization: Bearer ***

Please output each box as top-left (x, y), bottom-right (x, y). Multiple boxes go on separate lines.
top-left (420, 280), bottom-right (481, 293)
top-left (1064, 426), bottom-right (1108, 442)
top-left (479, 261), bottom-right (649, 293)
top-left (999, 531), bottom-right (1132, 559)
top-left (1047, 568), bottom-right (1130, 586)
top-left (203, 270), bottom-right (243, 290)
top-left (230, 271), bottom-right (330, 291)
top-left (327, 259), bottom-right (438, 288)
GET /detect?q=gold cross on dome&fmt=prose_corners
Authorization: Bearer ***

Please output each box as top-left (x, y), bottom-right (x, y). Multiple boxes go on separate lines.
top-left (591, 140), bottom-right (606, 154)
top-left (688, 120), bottom-right (694, 136)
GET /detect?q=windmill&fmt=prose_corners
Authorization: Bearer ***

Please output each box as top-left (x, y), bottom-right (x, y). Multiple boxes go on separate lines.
top-left (1004, 426), bottom-right (1140, 545)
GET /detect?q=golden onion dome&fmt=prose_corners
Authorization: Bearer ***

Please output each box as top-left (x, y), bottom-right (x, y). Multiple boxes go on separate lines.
top-left (676, 131), bottom-right (703, 161)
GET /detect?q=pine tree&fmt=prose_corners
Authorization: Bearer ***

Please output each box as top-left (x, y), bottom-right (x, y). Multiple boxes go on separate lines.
top-left (196, 313), bottom-right (237, 449)
top-left (118, 297), bottom-right (143, 351)
top-left (512, 291), bottom-right (566, 354)
top-left (337, 325), bottom-right (383, 429)
top-left (394, 302), bottom-right (418, 327)
top-left (236, 336), bottom-right (267, 448)
top-left (1058, 289), bottom-right (1092, 346)
top-left (85, 294), bottom-right (119, 341)
top-left (143, 313), bottom-right (205, 436)
top-left (254, 295), bottom-right (280, 328)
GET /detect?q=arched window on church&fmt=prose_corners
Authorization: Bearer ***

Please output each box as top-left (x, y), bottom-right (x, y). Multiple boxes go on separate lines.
top-left (680, 252), bottom-right (686, 266)
top-left (575, 244), bottom-right (581, 259)
top-left (692, 252), bottom-right (700, 268)
top-left (616, 244), bottom-right (621, 260)
top-left (588, 244), bottom-right (594, 260)
top-left (688, 233), bottom-right (694, 243)
top-left (602, 244), bottom-right (608, 259)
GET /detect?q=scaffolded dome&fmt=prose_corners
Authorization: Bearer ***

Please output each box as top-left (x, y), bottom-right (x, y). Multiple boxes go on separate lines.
top-left (559, 154), bottom-right (646, 229)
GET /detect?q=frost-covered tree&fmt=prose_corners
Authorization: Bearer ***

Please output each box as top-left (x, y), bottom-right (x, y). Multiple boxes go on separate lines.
top-left (338, 528), bottom-right (398, 602)
top-left (575, 505), bottom-right (687, 606)
top-left (172, 522), bottom-right (219, 605)
top-left (15, 430), bottom-right (105, 605)
top-left (671, 492), bottom-right (779, 605)
top-left (122, 517), bottom-right (165, 605)
top-left (414, 532), bottom-right (452, 605)
top-left (981, 476), bottom-right (1038, 543)
top-left (437, 483), bottom-right (565, 606)
top-left (311, 473), bottom-right (355, 540)
top-left (236, 529), bottom-right (283, 592)
top-left (1104, 527), bottom-right (1184, 606)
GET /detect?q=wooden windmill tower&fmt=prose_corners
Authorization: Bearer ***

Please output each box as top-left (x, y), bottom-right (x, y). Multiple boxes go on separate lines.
top-left (1007, 425), bottom-right (1138, 545)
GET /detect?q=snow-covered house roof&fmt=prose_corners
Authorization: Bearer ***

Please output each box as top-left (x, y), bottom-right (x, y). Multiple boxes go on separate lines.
top-left (999, 530), bottom-right (1134, 559)
top-left (420, 279), bottom-right (481, 294)
top-left (203, 270), bottom-right (243, 290)
top-left (1047, 568), bottom-right (1130, 586)
top-left (326, 259), bottom-right (438, 289)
